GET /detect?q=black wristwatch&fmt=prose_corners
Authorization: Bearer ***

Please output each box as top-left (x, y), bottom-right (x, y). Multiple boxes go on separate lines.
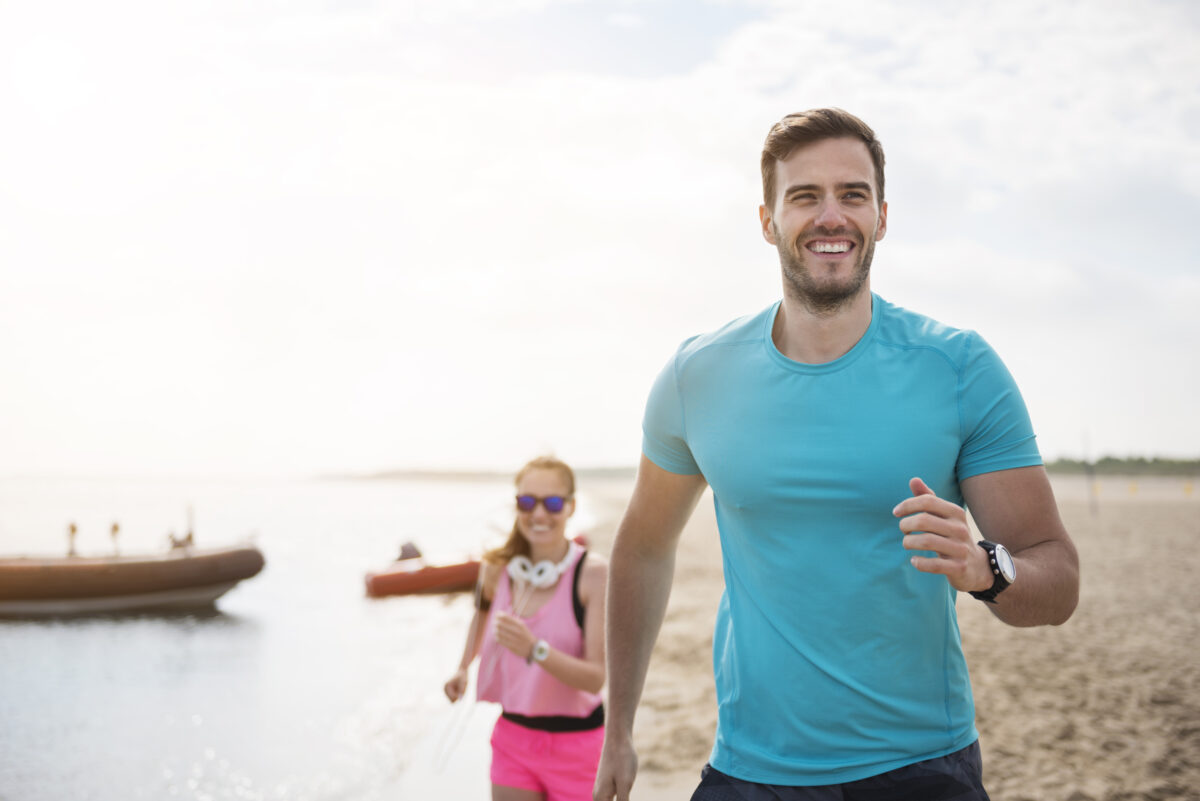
top-left (969, 540), bottom-right (1015, 604)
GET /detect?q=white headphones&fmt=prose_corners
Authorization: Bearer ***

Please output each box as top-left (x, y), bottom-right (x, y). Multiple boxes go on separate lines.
top-left (507, 541), bottom-right (580, 589)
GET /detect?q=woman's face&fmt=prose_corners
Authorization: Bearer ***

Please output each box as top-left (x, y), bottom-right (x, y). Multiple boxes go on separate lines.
top-left (515, 467), bottom-right (575, 553)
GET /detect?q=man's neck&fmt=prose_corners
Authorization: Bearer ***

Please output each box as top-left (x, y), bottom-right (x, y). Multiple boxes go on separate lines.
top-left (772, 287), bottom-right (873, 364)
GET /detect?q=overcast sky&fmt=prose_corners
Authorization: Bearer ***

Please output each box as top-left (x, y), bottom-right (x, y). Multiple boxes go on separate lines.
top-left (1, 0), bottom-right (1197, 478)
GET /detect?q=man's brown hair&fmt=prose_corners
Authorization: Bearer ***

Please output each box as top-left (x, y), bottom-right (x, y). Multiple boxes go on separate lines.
top-left (761, 108), bottom-right (886, 209)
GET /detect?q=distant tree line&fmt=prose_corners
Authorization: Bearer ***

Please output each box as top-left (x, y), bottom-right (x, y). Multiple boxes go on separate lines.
top-left (1046, 456), bottom-right (1200, 476)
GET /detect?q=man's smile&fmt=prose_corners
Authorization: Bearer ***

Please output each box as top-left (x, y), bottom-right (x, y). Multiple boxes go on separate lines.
top-left (806, 239), bottom-right (854, 255)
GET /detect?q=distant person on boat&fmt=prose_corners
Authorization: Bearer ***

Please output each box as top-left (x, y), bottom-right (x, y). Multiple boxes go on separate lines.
top-left (168, 531), bottom-right (194, 550)
top-left (444, 455), bottom-right (608, 801)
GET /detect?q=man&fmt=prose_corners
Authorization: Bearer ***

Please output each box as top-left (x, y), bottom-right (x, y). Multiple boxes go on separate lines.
top-left (593, 108), bottom-right (1079, 801)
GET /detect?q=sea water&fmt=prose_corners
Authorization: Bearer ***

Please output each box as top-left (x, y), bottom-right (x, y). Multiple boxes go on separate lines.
top-left (0, 475), bottom-right (595, 800)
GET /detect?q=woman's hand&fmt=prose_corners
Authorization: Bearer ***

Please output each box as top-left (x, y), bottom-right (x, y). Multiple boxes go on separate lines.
top-left (493, 611), bottom-right (537, 661)
top-left (444, 668), bottom-right (469, 702)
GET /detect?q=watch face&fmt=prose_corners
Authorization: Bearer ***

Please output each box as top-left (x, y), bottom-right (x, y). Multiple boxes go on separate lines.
top-left (995, 545), bottom-right (1016, 583)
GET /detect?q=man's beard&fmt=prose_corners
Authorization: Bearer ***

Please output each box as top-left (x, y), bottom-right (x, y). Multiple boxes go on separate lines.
top-left (775, 224), bottom-right (876, 315)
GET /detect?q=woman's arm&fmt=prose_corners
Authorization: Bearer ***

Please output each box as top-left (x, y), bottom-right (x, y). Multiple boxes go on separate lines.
top-left (443, 561), bottom-right (500, 701)
top-left (538, 554), bottom-right (607, 694)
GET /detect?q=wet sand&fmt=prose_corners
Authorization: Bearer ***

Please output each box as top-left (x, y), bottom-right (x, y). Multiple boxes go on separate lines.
top-left (585, 475), bottom-right (1200, 801)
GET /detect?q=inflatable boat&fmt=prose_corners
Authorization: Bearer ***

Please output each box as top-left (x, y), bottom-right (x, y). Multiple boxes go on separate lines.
top-left (0, 545), bottom-right (266, 616)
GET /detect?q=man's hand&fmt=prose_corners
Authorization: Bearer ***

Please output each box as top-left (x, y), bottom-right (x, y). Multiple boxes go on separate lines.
top-left (493, 611), bottom-right (537, 660)
top-left (894, 476), bottom-right (991, 593)
top-left (593, 732), bottom-right (638, 801)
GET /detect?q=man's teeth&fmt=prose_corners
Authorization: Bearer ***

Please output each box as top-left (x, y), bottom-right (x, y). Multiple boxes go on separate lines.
top-left (809, 241), bottom-right (851, 253)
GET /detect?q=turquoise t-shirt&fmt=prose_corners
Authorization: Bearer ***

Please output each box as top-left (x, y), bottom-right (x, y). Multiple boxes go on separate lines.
top-left (642, 294), bottom-right (1041, 785)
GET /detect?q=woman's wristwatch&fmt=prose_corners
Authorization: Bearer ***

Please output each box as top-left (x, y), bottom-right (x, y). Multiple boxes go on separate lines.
top-left (527, 639), bottom-right (550, 665)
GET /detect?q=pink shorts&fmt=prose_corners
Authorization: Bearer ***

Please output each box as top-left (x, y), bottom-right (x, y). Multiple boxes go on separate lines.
top-left (489, 716), bottom-right (605, 801)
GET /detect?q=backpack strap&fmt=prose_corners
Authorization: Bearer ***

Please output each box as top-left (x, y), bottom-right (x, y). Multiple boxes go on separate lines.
top-left (571, 549), bottom-right (588, 629)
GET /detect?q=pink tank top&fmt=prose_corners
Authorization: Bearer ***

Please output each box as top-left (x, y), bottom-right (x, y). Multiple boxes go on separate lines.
top-left (476, 545), bottom-right (602, 717)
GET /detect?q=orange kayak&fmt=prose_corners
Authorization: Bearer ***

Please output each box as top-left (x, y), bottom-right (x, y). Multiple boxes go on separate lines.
top-left (364, 533), bottom-right (590, 598)
top-left (364, 559), bottom-right (481, 597)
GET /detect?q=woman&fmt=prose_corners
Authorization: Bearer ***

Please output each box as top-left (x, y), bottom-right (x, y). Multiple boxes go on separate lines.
top-left (444, 456), bottom-right (608, 801)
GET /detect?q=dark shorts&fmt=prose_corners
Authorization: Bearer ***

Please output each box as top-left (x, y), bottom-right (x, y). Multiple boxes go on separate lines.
top-left (690, 741), bottom-right (990, 801)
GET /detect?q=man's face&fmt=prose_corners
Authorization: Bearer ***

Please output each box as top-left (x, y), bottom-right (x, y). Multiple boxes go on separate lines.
top-left (759, 137), bottom-right (887, 313)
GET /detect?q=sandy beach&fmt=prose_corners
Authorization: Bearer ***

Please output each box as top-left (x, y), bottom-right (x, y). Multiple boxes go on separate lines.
top-left (584, 474), bottom-right (1200, 801)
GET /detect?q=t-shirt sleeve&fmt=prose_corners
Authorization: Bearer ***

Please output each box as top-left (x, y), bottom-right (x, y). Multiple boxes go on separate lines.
top-left (641, 349), bottom-right (702, 475)
top-left (956, 332), bottom-right (1043, 481)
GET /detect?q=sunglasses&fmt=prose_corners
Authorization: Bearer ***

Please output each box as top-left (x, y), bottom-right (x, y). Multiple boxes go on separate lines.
top-left (515, 494), bottom-right (571, 513)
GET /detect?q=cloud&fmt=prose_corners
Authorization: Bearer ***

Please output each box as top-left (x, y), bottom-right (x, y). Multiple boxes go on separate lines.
top-left (606, 12), bottom-right (645, 29)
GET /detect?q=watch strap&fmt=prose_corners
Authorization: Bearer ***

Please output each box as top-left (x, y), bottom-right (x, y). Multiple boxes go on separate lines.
top-left (968, 540), bottom-right (1012, 604)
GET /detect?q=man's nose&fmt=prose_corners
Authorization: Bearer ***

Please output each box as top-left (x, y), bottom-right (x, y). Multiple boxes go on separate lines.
top-left (813, 198), bottom-right (847, 229)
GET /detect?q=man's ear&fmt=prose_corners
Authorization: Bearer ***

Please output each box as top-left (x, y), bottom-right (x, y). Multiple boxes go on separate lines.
top-left (875, 200), bottom-right (888, 241)
top-left (759, 205), bottom-right (777, 245)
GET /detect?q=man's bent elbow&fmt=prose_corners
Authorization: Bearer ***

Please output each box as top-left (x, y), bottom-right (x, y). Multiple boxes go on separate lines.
top-left (1027, 567), bottom-right (1080, 627)
top-left (1038, 536), bottom-right (1081, 626)
top-left (1051, 570), bottom-right (1081, 626)
top-left (1052, 541), bottom-right (1082, 625)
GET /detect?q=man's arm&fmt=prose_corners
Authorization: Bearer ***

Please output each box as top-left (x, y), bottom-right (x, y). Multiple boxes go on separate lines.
top-left (960, 465), bottom-right (1079, 626)
top-left (593, 455), bottom-right (708, 801)
top-left (896, 465), bottom-right (1079, 627)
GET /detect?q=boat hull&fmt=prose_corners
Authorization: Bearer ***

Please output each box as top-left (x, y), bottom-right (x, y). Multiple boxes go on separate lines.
top-left (364, 559), bottom-right (480, 597)
top-left (0, 546), bottom-right (265, 616)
